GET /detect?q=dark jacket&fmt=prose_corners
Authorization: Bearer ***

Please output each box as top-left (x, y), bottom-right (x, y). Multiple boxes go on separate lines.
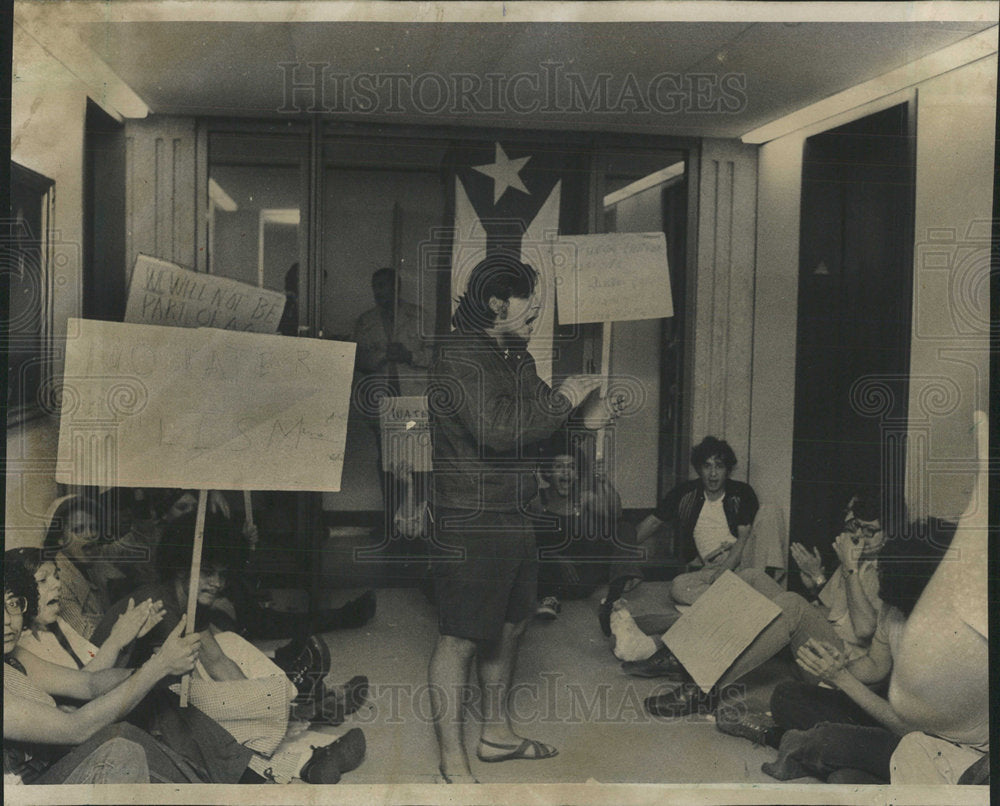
top-left (653, 478), bottom-right (759, 563)
top-left (430, 330), bottom-right (570, 512)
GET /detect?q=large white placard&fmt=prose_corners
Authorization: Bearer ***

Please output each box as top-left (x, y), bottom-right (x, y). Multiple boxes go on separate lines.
top-left (55, 319), bottom-right (355, 491)
top-left (662, 570), bottom-right (782, 693)
top-left (553, 232), bottom-right (673, 324)
top-left (125, 254), bottom-right (287, 333)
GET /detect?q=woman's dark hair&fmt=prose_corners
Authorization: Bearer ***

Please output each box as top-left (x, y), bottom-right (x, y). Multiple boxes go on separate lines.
top-left (878, 517), bottom-right (957, 617)
top-left (690, 436), bottom-right (737, 472)
top-left (42, 495), bottom-right (108, 553)
top-left (4, 551), bottom-right (39, 623)
top-left (452, 254), bottom-right (538, 333)
top-left (157, 512), bottom-right (246, 583)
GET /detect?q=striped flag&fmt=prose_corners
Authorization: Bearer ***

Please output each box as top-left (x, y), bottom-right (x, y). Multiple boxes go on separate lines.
top-left (448, 141), bottom-right (565, 383)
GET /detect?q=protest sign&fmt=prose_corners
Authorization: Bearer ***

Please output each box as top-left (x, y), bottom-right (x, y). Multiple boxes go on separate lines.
top-left (55, 319), bottom-right (355, 492)
top-left (379, 395), bottom-right (432, 473)
top-left (553, 232), bottom-right (673, 324)
top-left (663, 570), bottom-right (782, 693)
top-left (125, 254), bottom-right (287, 333)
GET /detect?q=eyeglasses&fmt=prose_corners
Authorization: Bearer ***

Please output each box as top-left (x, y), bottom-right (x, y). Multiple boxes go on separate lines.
top-left (847, 518), bottom-right (882, 538)
top-left (4, 596), bottom-right (28, 617)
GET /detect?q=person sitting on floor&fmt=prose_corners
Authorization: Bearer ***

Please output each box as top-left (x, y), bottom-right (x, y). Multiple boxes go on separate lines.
top-left (91, 513), bottom-right (369, 784)
top-left (7, 547), bottom-right (164, 671)
top-left (3, 557), bottom-right (207, 785)
top-left (628, 488), bottom-right (887, 718)
top-left (41, 495), bottom-right (129, 642)
top-left (530, 433), bottom-right (642, 620)
top-left (715, 516), bottom-right (954, 784)
top-left (633, 436), bottom-right (787, 608)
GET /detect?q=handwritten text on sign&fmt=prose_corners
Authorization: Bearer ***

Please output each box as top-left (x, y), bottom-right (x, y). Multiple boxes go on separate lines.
top-left (56, 319), bottom-right (355, 492)
top-left (380, 396), bottom-right (432, 473)
top-left (125, 254), bottom-right (287, 333)
top-left (553, 232), bottom-right (673, 324)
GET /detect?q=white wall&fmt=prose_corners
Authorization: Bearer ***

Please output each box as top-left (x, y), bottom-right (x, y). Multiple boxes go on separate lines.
top-left (750, 53), bottom-right (997, 525)
top-left (7, 26), bottom-right (92, 547)
top-left (905, 55), bottom-right (996, 520)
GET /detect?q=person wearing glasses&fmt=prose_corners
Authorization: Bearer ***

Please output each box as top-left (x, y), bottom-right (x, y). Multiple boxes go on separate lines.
top-left (3, 558), bottom-right (205, 784)
top-left (630, 488), bottom-right (887, 719)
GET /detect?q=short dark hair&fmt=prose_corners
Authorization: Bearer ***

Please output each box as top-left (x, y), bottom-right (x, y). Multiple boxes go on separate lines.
top-left (372, 267), bottom-right (397, 285)
top-left (878, 517), bottom-right (956, 617)
top-left (157, 513), bottom-right (246, 583)
top-left (690, 436), bottom-right (737, 472)
top-left (452, 254), bottom-right (538, 333)
top-left (846, 488), bottom-right (881, 524)
top-left (4, 551), bottom-right (39, 623)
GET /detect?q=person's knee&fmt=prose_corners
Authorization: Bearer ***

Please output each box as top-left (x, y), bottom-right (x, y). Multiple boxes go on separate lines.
top-left (504, 618), bottom-right (529, 641)
top-left (774, 591), bottom-right (807, 620)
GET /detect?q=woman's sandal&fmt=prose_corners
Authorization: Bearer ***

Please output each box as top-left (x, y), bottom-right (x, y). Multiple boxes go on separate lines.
top-left (476, 737), bottom-right (559, 763)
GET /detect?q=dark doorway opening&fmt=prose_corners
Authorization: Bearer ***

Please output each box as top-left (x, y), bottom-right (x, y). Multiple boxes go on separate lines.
top-left (789, 103), bottom-right (915, 572)
top-left (83, 99), bottom-right (126, 320)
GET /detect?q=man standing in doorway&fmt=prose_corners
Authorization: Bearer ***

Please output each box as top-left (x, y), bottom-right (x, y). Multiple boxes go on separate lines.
top-left (352, 266), bottom-right (432, 397)
top-left (427, 254), bottom-right (607, 783)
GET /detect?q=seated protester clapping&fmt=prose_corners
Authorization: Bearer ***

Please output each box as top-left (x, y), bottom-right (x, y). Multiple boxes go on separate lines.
top-left (7, 548), bottom-right (163, 671)
top-left (740, 517), bottom-right (956, 784)
top-left (630, 489), bottom-right (888, 719)
top-left (3, 559), bottom-right (206, 785)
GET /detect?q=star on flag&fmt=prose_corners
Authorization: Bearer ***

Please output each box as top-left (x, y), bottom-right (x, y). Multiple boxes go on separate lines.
top-left (472, 143), bottom-right (531, 204)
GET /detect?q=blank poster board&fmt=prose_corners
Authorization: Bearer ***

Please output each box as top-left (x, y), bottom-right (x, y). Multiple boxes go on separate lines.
top-left (125, 254), bottom-right (287, 333)
top-left (554, 232), bottom-right (673, 324)
top-left (56, 319), bottom-right (355, 492)
top-left (379, 395), bottom-right (432, 473)
top-left (663, 570), bottom-right (782, 693)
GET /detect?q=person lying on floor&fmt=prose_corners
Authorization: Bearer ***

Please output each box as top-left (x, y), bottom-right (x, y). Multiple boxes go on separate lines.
top-left (529, 433), bottom-right (642, 621)
top-left (633, 436), bottom-right (787, 610)
top-left (4, 558), bottom-right (207, 785)
top-left (40, 495), bottom-right (129, 642)
top-left (616, 487), bottom-right (884, 673)
top-left (713, 516), bottom-right (954, 784)
top-left (94, 512), bottom-right (369, 784)
top-left (7, 547), bottom-right (164, 671)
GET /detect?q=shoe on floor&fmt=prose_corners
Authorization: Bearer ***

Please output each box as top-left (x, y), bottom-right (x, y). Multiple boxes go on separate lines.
top-left (313, 675), bottom-right (370, 725)
top-left (535, 596), bottom-right (561, 620)
top-left (644, 683), bottom-right (718, 717)
top-left (314, 590), bottom-right (377, 632)
top-left (276, 634), bottom-right (332, 700)
top-left (620, 646), bottom-right (682, 679)
top-left (716, 708), bottom-right (781, 747)
top-left (299, 727), bottom-right (366, 784)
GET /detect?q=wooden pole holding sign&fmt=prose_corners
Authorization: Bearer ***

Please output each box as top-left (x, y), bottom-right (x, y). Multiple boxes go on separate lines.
top-left (243, 491), bottom-right (257, 551)
top-left (179, 489), bottom-right (208, 708)
top-left (596, 321), bottom-right (613, 463)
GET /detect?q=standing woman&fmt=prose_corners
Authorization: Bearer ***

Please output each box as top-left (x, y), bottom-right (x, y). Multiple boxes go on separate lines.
top-left (427, 254), bottom-right (609, 782)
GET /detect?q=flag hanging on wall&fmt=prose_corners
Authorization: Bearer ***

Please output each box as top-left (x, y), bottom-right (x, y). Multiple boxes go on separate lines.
top-left (447, 141), bottom-right (566, 383)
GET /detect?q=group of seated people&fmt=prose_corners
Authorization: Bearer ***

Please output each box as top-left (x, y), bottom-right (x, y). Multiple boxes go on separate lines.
top-left (592, 424), bottom-right (989, 786)
top-left (4, 488), bottom-right (375, 786)
top-left (4, 417), bottom-right (989, 788)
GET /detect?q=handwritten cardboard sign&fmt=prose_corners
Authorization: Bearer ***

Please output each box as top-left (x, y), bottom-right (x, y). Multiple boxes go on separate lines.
top-left (553, 232), bottom-right (673, 324)
top-left (379, 395), bottom-right (432, 473)
top-left (662, 570), bottom-right (782, 693)
top-left (55, 319), bottom-right (355, 492)
top-left (125, 254), bottom-right (287, 333)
